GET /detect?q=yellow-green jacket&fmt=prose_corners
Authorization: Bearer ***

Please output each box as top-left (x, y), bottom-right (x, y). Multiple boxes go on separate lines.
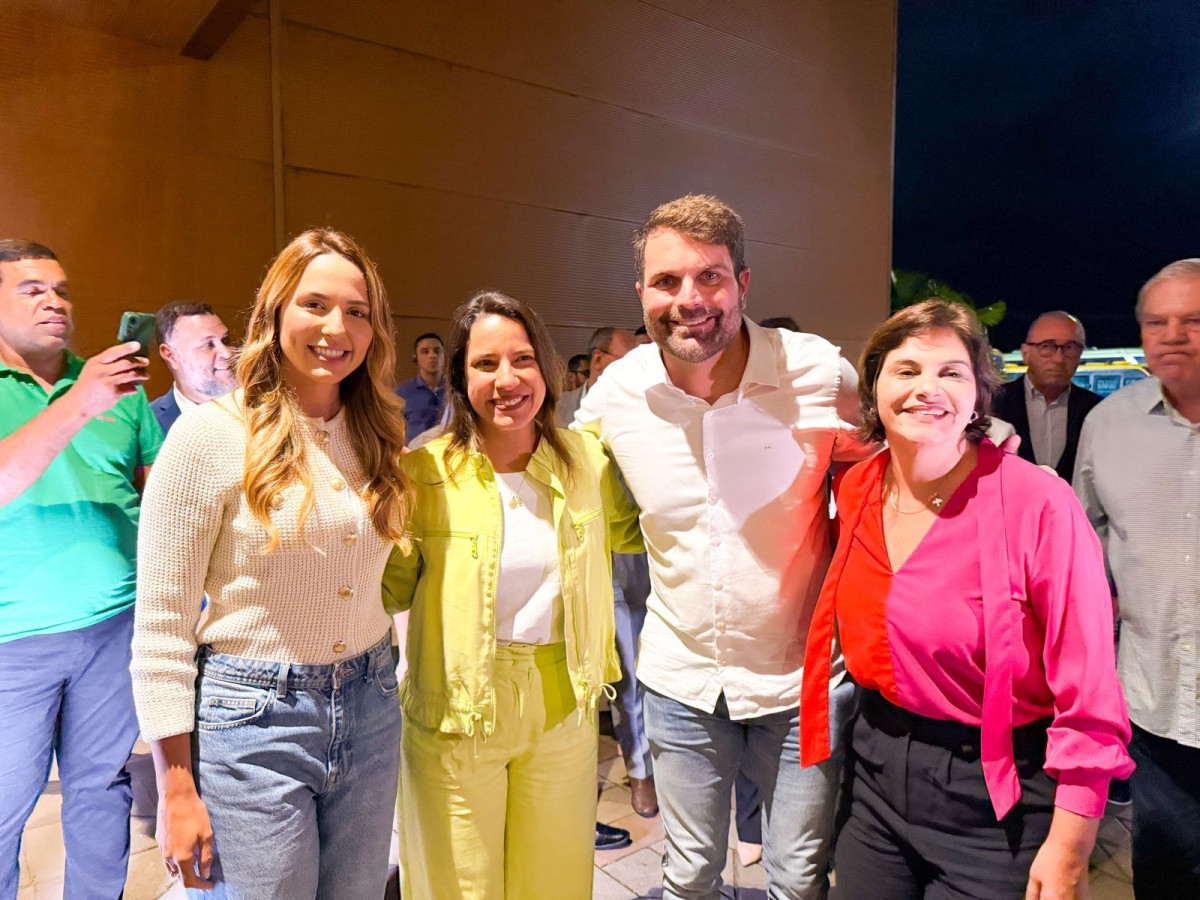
top-left (382, 428), bottom-right (643, 738)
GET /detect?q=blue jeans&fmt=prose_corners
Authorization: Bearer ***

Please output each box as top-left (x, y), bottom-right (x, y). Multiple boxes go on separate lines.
top-left (611, 552), bottom-right (652, 780)
top-left (0, 609), bottom-right (139, 900)
top-left (191, 633), bottom-right (401, 899)
top-left (643, 679), bottom-right (855, 900)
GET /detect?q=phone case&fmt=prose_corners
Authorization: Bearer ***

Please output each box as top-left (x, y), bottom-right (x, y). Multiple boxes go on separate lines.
top-left (117, 311), bottom-right (156, 356)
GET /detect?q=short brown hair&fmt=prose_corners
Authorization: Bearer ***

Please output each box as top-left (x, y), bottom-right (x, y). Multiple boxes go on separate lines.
top-left (857, 299), bottom-right (1000, 444)
top-left (632, 194), bottom-right (747, 280)
top-left (154, 299), bottom-right (217, 345)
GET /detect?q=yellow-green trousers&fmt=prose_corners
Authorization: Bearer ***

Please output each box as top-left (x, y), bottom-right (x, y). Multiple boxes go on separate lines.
top-left (399, 642), bottom-right (598, 899)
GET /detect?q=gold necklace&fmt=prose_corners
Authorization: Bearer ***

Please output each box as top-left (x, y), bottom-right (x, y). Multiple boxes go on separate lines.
top-left (886, 488), bottom-right (944, 515)
top-left (884, 469), bottom-right (946, 515)
top-left (503, 472), bottom-right (529, 509)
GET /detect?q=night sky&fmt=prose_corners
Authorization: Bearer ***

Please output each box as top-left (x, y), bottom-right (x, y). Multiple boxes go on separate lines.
top-left (894, 1), bottom-right (1200, 351)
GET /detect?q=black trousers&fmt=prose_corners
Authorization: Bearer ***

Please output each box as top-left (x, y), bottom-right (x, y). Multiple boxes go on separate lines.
top-left (834, 691), bottom-right (1055, 900)
top-left (1130, 724), bottom-right (1200, 899)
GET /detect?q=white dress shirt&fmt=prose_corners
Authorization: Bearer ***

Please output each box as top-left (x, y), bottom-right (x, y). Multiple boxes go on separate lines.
top-left (1024, 375), bottom-right (1070, 468)
top-left (1074, 376), bottom-right (1200, 747)
top-left (173, 384), bottom-right (199, 415)
top-left (575, 319), bottom-right (873, 719)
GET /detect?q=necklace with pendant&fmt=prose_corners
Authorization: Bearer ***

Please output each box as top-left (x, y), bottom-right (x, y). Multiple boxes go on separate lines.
top-left (884, 467), bottom-right (947, 515)
top-left (886, 488), bottom-right (945, 515)
top-left (504, 472), bottom-right (529, 509)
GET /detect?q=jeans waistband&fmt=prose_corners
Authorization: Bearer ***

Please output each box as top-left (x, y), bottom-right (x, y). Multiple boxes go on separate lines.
top-left (860, 690), bottom-right (1050, 761)
top-left (197, 632), bottom-right (394, 691)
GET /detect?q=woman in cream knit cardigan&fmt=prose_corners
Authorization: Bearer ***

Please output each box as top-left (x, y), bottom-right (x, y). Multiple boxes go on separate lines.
top-left (131, 229), bottom-right (412, 898)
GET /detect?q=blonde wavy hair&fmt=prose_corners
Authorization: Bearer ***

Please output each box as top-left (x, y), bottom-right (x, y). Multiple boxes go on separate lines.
top-left (235, 228), bottom-right (413, 554)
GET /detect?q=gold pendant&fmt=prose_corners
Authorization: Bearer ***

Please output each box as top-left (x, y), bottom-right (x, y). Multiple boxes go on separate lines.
top-left (509, 495), bottom-right (523, 509)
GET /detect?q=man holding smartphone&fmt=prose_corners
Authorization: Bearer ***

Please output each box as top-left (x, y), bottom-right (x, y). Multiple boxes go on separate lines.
top-left (0, 239), bottom-right (163, 899)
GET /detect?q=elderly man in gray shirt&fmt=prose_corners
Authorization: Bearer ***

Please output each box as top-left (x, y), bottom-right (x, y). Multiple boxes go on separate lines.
top-left (1074, 258), bottom-right (1200, 900)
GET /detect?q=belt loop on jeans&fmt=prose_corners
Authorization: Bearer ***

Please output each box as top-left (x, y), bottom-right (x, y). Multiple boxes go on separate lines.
top-left (275, 662), bottom-right (290, 700)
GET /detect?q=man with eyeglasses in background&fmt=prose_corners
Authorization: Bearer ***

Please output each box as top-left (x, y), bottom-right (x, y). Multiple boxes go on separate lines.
top-left (991, 310), bottom-right (1100, 481)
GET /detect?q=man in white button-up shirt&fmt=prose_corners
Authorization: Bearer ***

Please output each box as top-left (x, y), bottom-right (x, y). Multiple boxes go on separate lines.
top-left (576, 195), bottom-right (874, 899)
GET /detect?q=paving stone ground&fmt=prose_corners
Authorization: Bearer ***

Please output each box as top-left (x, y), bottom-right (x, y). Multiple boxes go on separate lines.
top-left (17, 733), bottom-right (1133, 899)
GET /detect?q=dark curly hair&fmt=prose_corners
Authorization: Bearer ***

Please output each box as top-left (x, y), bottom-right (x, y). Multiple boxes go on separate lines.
top-left (857, 299), bottom-right (1000, 445)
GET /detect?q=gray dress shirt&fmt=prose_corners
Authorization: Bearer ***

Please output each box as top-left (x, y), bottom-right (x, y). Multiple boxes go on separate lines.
top-left (1024, 375), bottom-right (1070, 469)
top-left (1074, 376), bottom-right (1200, 747)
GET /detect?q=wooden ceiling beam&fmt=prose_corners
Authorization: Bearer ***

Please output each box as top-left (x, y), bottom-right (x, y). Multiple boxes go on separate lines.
top-left (10, 0), bottom-right (258, 59)
top-left (180, 0), bottom-right (259, 60)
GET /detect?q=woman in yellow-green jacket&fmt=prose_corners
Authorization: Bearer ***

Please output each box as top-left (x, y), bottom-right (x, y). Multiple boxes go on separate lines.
top-left (383, 290), bottom-right (643, 900)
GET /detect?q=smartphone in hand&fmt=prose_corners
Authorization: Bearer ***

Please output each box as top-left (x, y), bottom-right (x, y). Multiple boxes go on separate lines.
top-left (117, 311), bottom-right (156, 365)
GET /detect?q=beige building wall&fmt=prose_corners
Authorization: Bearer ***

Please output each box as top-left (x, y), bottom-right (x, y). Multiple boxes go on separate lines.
top-left (0, 1), bottom-right (895, 396)
top-left (0, 12), bottom-right (274, 396)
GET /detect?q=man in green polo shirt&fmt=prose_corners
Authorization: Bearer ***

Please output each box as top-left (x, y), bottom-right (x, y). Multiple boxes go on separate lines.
top-left (0, 239), bottom-right (162, 899)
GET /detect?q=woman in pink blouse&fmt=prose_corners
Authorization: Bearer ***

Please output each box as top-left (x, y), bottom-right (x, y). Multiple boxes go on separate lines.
top-left (801, 300), bottom-right (1133, 899)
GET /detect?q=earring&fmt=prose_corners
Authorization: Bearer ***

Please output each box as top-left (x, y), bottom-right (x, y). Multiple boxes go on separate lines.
top-left (969, 411), bottom-right (979, 422)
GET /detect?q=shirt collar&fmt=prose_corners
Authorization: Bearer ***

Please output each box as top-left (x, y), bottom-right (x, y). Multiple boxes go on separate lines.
top-left (1134, 375), bottom-right (1169, 414)
top-left (1139, 376), bottom-right (1200, 429)
top-left (740, 318), bottom-right (782, 390)
top-left (460, 434), bottom-right (567, 499)
top-left (410, 373), bottom-right (444, 393)
top-left (1023, 373), bottom-right (1070, 406)
top-left (173, 384), bottom-right (199, 413)
top-left (0, 348), bottom-right (81, 380)
top-left (527, 437), bottom-right (566, 497)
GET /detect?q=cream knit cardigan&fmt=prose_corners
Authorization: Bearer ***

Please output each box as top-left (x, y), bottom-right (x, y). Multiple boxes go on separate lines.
top-left (131, 393), bottom-right (395, 741)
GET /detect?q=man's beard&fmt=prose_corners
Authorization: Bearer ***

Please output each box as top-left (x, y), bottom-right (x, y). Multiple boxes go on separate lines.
top-left (645, 296), bottom-right (745, 364)
top-left (197, 370), bottom-right (235, 401)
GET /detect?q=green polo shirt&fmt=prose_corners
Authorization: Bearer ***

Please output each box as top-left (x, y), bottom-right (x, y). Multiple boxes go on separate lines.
top-left (0, 351), bottom-right (164, 642)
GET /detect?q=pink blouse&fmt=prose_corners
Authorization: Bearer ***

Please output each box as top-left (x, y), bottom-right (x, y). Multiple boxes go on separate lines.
top-left (803, 442), bottom-right (1134, 819)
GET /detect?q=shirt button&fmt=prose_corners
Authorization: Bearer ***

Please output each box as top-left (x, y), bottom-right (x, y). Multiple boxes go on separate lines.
top-left (708, 495), bottom-right (717, 505)
top-left (331, 478), bottom-right (346, 492)
top-left (337, 586), bottom-right (355, 600)
top-left (332, 641), bottom-right (347, 654)
top-left (710, 536), bottom-right (720, 547)
top-left (714, 581), bottom-right (724, 591)
top-left (270, 495), bottom-right (284, 510)
top-left (343, 532), bottom-right (358, 545)
top-left (316, 430), bottom-right (330, 445)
